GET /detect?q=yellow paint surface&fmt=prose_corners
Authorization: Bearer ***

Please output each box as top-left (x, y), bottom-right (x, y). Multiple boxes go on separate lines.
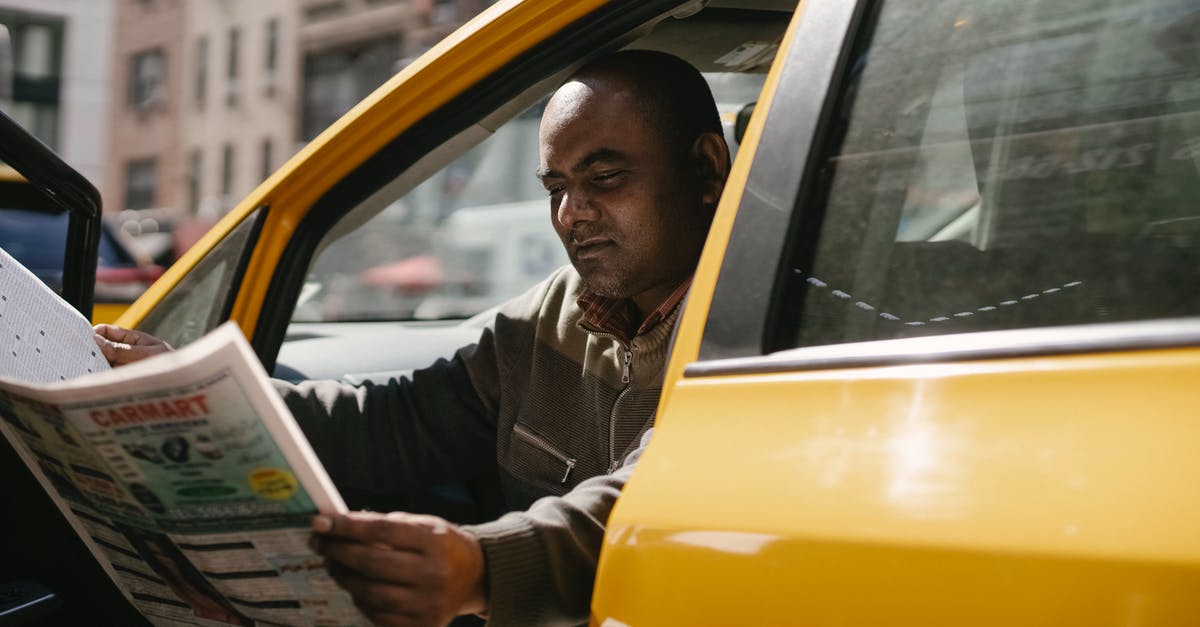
top-left (595, 349), bottom-right (1200, 624)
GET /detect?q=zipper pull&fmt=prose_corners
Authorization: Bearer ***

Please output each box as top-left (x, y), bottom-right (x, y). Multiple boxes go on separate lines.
top-left (561, 458), bottom-right (577, 484)
top-left (622, 347), bottom-right (633, 384)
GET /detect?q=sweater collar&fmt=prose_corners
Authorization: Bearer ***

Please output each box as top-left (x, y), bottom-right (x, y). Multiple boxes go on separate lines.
top-left (576, 276), bottom-right (692, 343)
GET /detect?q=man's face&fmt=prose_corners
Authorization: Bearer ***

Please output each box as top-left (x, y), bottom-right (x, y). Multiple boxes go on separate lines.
top-left (537, 75), bottom-right (711, 312)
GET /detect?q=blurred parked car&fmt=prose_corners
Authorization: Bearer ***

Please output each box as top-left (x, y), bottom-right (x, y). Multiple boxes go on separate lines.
top-left (0, 167), bottom-right (163, 323)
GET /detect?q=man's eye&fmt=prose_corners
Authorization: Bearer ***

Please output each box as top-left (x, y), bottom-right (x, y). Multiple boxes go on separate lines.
top-left (545, 185), bottom-right (565, 197)
top-left (592, 171), bottom-right (625, 186)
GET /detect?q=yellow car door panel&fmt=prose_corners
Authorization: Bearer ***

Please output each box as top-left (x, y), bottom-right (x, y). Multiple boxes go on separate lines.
top-left (597, 0), bottom-right (1200, 624)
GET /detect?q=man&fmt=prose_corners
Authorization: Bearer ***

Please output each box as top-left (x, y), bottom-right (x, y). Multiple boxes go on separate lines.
top-left (96, 49), bottom-right (731, 626)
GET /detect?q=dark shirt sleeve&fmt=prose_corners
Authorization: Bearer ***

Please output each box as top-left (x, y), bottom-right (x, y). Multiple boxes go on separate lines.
top-left (462, 427), bottom-right (654, 627)
top-left (274, 352), bottom-right (497, 498)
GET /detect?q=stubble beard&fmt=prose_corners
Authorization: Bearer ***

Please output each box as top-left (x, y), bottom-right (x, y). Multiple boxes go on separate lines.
top-left (572, 255), bottom-right (635, 299)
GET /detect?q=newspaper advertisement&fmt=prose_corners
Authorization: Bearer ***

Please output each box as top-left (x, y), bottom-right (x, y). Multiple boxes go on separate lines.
top-left (0, 245), bottom-right (367, 625)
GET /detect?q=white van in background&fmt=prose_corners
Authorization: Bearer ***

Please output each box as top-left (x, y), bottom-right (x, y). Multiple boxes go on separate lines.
top-left (414, 199), bottom-right (566, 320)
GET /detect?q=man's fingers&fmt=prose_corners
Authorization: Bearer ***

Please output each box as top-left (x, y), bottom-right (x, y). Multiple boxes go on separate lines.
top-left (96, 324), bottom-right (170, 348)
top-left (319, 538), bottom-right (426, 582)
top-left (328, 566), bottom-right (433, 627)
top-left (92, 333), bottom-right (158, 365)
top-left (93, 324), bottom-right (172, 366)
top-left (328, 567), bottom-right (422, 614)
top-left (94, 324), bottom-right (141, 344)
top-left (362, 611), bottom-right (425, 627)
top-left (92, 333), bottom-right (122, 362)
top-left (313, 512), bottom-right (436, 550)
top-left (311, 511), bottom-right (486, 623)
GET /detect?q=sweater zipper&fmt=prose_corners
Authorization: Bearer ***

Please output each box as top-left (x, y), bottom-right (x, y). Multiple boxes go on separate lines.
top-left (576, 323), bottom-right (638, 474)
top-left (608, 342), bottom-right (636, 473)
top-left (513, 423), bottom-right (577, 484)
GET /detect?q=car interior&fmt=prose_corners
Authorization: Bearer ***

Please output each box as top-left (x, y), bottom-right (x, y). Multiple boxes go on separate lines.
top-left (3, 2), bottom-right (800, 623)
top-left (273, 0), bottom-right (798, 384)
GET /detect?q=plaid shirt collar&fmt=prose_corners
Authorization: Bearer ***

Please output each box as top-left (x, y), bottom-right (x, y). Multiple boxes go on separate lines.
top-left (577, 276), bottom-right (693, 343)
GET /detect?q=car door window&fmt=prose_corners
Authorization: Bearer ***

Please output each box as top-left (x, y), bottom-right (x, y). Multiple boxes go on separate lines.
top-left (138, 208), bottom-right (264, 348)
top-left (774, 0), bottom-right (1200, 350)
top-left (292, 73), bottom-right (766, 325)
top-left (292, 101), bottom-right (558, 323)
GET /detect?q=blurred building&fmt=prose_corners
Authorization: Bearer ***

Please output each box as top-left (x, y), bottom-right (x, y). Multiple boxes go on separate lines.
top-left (102, 0), bottom-right (493, 260)
top-left (183, 0), bottom-right (300, 220)
top-left (298, 0), bottom-right (493, 140)
top-left (298, 0), bottom-right (415, 140)
top-left (0, 0), bottom-right (116, 188)
top-left (105, 0), bottom-right (186, 225)
top-left (107, 0), bottom-right (300, 259)
top-left (405, 0), bottom-right (494, 60)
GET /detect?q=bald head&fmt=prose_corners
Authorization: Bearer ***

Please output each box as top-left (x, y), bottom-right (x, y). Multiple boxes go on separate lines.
top-left (565, 50), bottom-right (723, 159)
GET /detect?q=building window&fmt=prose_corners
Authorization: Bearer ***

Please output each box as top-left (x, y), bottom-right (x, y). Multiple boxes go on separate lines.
top-left (194, 37), bottom-right (207, 110)
top-left (302, 37), bottom-right (401, 140)
top-left (304, 2), bottom-right (345, 22)
top-left (187, 149), bottom-right (203, 213)
top-left (260, 138), bottom-right (273, 182)
top-left (125, 159), bottom-right (157, 210)
top-left (226, 27), bottom-right (240, 107)
top-left (432, 0), bottom-right (458, 26)
top-left (0, 12), bottom-right (65, 150)
top-left (220, 143), bottom-right (235, 200)
top-left (129, 48), bottom-right (165, 110)
top-left (263, 18), bottom-right (279, 97)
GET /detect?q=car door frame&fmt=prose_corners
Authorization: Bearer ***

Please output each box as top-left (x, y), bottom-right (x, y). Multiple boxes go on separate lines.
top-left (116, 0), bottom-right (711, 373)
top-left (0, 108), bottom-right (102, 319)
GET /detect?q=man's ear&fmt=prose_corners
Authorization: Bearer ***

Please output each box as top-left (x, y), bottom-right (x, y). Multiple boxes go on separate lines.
top-left (692, 131), bottom-right (731, 209)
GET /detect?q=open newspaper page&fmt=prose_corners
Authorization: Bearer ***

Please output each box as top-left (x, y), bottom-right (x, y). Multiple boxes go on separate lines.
top-left (0, 322), bottom-right (368, 626)
top-left (0, 246), bottom-right (111, 383)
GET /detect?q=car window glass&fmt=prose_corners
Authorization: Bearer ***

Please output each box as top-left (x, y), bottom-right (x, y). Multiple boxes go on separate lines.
top-left (138, 209), bottom-right (263, 347)
top-left (292, 72), bottom-right (766, 324)
top-left (0, 210), bottom-right (69, 278)
top-left (777, 0), bottom-right (1200, 350)
top-left (0, 209), bottom-right (138, 287)
top-left (293, 101), bottom-right (554, 323)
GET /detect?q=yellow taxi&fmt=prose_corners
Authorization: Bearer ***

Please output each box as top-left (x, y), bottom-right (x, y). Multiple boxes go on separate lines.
top-left (78, 0), bottom-right (1200, 623)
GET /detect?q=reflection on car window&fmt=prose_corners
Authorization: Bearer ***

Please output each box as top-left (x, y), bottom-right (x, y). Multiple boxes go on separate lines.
top-left (780, 0), bottom-right (1200, 349)
top-left (294, 72), bottom-right (767, 323)
top-left (139, 210), bottom-right (263, 348)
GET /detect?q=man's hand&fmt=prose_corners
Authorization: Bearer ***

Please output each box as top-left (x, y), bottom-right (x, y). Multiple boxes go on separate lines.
top-left (93, 324), bottom-right (173, 366)
top-left (312, 511), bottom-right (487, 627)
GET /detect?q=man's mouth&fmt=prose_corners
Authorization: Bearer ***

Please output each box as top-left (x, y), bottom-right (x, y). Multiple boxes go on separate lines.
top-left (573, 238), bottom-right (613, 258)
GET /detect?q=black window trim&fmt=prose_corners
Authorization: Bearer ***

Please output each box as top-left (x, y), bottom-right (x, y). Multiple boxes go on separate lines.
top-left (696, 0), bottom-right (870, 362)
top-left (217, 206), bottom-right (270, 328)
top-left (249, 0), bottom-right (715, 371)
top-left (686, 317), bottom-right (1200, 377)
top-left (0, 107), bottom-right (102, 319)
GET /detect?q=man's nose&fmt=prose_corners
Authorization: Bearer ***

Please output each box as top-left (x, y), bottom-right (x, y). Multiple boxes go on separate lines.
top-left (555, 187), bottom-right (598, 231)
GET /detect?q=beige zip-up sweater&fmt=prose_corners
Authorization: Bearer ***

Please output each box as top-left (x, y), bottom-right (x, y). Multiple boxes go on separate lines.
top-left (274, 265), bottom-right (676, 625)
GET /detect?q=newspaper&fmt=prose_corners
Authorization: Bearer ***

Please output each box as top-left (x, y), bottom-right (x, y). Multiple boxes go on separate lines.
top-left (0, 248), bottom-right (366, 626)
top-left (0, 246), bottom-right (111, 383)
